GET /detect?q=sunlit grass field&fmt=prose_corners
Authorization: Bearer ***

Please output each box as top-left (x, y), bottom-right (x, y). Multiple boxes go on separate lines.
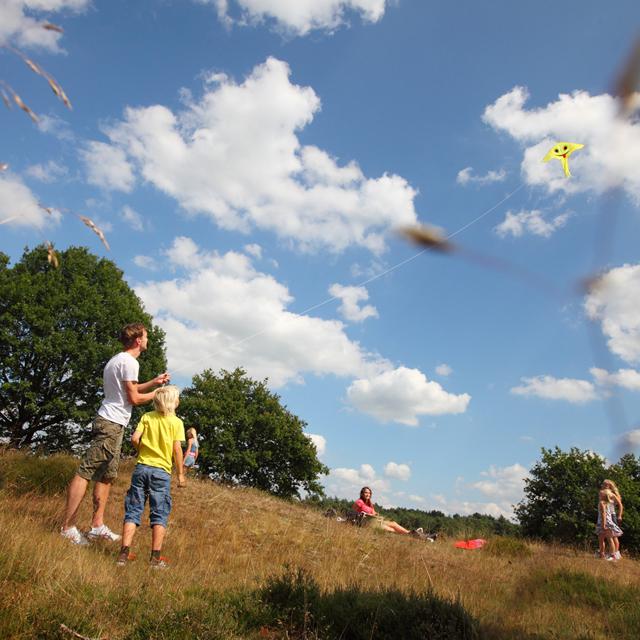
top-left (1, 450), bottom-right (639, 639)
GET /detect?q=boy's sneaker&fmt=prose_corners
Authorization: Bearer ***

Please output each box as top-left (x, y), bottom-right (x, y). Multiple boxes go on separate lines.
top-left (150, 556), bottom-right (169, 569)
top-left (87, 524), bottom-right (121, 542)
top-left (60, 526), bottom-right (89, 546)
top-left (116, 550), bottom-right (137, 566)
top-left (613, 551), bottom-right (622, 561)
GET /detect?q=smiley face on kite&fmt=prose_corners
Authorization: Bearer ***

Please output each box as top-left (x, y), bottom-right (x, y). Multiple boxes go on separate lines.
top-left (542, 142), bottom-right (584, 177)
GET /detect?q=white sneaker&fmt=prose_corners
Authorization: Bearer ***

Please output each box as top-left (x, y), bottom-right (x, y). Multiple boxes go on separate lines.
top-left (613, 551), bottom-right (622, 560)
top-left (87, 524), bottom-right (121, 542)
top-left (60, 526), bottom-right (89, 546)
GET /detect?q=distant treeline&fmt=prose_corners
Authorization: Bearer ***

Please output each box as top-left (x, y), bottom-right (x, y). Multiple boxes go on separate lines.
top-left (305, 496), bottom-right (520, 538)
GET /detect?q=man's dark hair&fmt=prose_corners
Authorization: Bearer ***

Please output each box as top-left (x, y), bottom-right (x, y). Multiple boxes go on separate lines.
top-left (119, 323), bottom-right (146, 348)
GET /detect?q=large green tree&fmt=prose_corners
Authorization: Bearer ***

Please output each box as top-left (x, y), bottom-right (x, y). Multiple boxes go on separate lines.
top-left (180, 368), bottom-right (328, 499)
top-left (0, 245), bottom-right (167, 451)
top-left (515, 447), bottom-right (640, 552)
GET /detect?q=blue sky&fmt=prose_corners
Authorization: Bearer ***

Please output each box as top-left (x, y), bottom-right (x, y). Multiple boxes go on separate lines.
top-left (2, 0), bottom-right (640, 518)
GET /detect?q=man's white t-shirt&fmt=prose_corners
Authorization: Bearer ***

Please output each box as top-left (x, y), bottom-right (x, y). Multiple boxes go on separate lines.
top-left (97, 352), bottom-right (139, 426)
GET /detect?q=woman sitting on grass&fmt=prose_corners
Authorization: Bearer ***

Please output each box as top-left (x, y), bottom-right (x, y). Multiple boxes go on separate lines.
top-left (353, 487), bottom-right (411, 535)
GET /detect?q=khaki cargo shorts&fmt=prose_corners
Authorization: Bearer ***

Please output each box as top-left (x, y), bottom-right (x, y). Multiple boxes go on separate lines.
top-left (76, 416), bottom-right (125, 482)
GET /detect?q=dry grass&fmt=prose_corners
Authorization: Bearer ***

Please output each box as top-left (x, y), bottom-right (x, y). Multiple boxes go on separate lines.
top-left (1, 457), bottom-right (639, 639)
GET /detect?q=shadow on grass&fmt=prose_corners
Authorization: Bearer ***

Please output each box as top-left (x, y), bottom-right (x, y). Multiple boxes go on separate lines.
top-left (259, 566), bottom-right (481, 640)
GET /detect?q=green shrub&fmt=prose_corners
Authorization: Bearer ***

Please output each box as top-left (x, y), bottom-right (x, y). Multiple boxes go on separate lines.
top-left (0, 450), bottom-right (77, 495)
top-left (483, 536), bottom-right (533, 558)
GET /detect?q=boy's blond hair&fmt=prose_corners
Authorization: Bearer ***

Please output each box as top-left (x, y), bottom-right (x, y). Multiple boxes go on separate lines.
top-left (153, 385), bottom-right (180, 415)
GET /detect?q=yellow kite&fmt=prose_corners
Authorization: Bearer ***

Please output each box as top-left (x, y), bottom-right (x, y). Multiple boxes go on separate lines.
top-left (542, 142), bottom-right (584, 177)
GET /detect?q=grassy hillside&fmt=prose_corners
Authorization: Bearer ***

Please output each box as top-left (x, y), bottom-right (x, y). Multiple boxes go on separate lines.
top-left (1, 451), bottom-right (639, 639)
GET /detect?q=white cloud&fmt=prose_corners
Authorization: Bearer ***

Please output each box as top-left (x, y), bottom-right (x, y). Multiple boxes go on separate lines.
top-left (383, 461), bottom-right (411, 481)
top-left (135, 236), bottom-right (390, 388)
top-left (456, 167), bottom-right (506, 186)
top-left (83, 58), bottom-right (418, 253)
top-left (435, 363), bottom-right (452, 377)
top-left (36, 114), bottom-right (74, 140)
top-left (0, 173), bottom-right (52, 228)
top-left (482, 86), bottom-right (640, 203)
top-left (511, 375), bottom-right (597, 404)
top-left (329, 283), bottom-right (378, 323)
top-left (408, 494), bottom-right (425, 503)
top-left (584, 264), bottom-right (640, 364)
top-left (591, 367), bottom-right (640, 391)
top-left (307, 433), bottom-right (326, 456)
top-left (24, 160), bottom-right (68, 183)
top-left (495, 209), bottom-right (571, 238)
top-left (133, 255), bottom-right (158, 270)
top-left (618, 429), bottom-right (640, 451)
top-left (325, 464), bottom-right (391, 504)
top-left (434, 463), bottom-right (530, 520)
top-left (346, 366), bottom-right (471, 426)
top-left (0, 0), bottom-right (88, 50)
top-left (471, 463), bottom-right (529, 500)
top-left (438, 499), bottom-right (514, 520)
top-left (243, 243), bottom-right (262, 259)
top-left (81, 141), bottom-right (135, 192)
top-left (120, 205), bottom-right (145, 232)
top-left (207, 0), bottom-right (388, 35)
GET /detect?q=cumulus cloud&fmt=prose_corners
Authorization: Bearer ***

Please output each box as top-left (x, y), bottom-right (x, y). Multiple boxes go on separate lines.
top-left (206, 0), bottom-right (388, 35)
top-left (482, 87), bottom-right (640, 203)
top-left (329, 283), bottom-right (378, 323)
top-left (325, 464), bottom-right (392, 505)
top-left (435, 498), bottom-right (515, 520)
top-left (384, 461), bottom-right (411, 481)
top-left (0, 173), bottom-right (53, 228)
top-left (511, 375), bottom-right (597, 404)
top-left (81, 142), bottom-right (135, 192)
top-left (307, 433), bottom-right (326, 456)
top-left (471, 463), bottom-right (529, 500)
top-left (584, 264), bottom-right (640, 364)
top-left (590, 367), bottom-right (640, 391)
top-left (134, 236), bottom-right (391, 388)
top-left (495, 209), bottom-right (571, 238)
top-left (24, 160), bottom-right (68, 183)
top-left (0, 0), bottom-right (88, 50)
top-left (121, 205), bottom-right (145, 232)
top-left (618, 429), bottom-right (640, 452)
top-left (133, 255), bottom-right (158, 270)
top-left (456, 167), bottom-right (506, 186)
top-left (435, 363), bottom-right (452, 377)
top-left (81, 57), bottom-right (418, 253)
top-left (243, 243), bottom-right (262, 259)
top-left (346, 366), bottom-right (471, 426)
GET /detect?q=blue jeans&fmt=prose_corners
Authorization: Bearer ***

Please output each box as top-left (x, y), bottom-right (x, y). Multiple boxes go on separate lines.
top-left (124, 464), bottom-right (172, 527)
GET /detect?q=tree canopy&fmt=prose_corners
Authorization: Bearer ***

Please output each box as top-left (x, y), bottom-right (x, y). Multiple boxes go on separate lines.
top-left (515, 446), bottom-right (640, 552)
top-left (179, 368), bottom-right (328, 499)
top-left (0, 245), bottom-right (167, 451)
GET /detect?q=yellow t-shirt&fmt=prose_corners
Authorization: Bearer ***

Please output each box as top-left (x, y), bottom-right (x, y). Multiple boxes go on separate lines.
top-left (135, 411), bottom-right (185, 474)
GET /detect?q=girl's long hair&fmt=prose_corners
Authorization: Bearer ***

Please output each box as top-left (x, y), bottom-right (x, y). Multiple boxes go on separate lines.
top-left (359, 486), bottom-right (373, 507)
top-left (603, 479), bottom-right (621, 498)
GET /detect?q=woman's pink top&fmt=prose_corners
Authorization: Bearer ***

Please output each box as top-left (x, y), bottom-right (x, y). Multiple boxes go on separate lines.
top-left (353, 499), bottom-right (375, 515)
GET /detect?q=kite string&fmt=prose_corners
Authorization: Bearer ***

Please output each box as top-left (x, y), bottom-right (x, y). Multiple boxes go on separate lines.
top-left (170, 182), bottom-right (526, 376)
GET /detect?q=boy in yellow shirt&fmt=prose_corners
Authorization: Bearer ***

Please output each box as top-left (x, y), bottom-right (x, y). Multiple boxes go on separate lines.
top-left (117, 385), bottom-right (186, 567)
